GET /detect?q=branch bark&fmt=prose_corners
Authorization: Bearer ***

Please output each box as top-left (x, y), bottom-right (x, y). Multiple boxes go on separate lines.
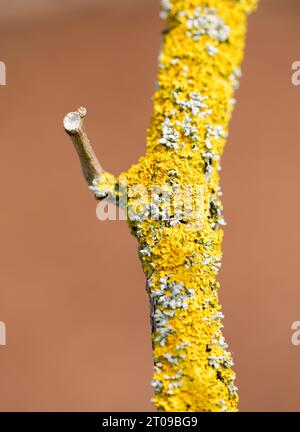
top-left (63, 0), bottom-right (259, 413)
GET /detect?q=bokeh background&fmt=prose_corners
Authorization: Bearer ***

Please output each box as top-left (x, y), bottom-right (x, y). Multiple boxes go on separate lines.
top-left (0, 0), bottom-right (299, 411)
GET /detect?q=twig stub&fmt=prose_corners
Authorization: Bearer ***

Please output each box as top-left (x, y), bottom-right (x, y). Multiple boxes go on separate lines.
top-left (63, 107), bottom-right (104, 186)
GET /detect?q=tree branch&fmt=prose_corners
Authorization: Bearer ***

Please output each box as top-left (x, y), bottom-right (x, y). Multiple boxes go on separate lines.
top-left (63, 107), bottom-right (104, 186)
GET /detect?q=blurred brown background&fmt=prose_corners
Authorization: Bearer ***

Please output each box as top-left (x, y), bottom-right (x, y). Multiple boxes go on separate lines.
top-left (0, 0), bottom-right (299, 412)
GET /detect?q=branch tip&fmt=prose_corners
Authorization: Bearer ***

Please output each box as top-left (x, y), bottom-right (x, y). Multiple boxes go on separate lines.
top-left (64, 107), bottom-right (87, 135)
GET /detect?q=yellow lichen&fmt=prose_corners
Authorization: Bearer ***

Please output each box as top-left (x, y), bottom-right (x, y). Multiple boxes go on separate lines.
top-left (95, 0), bottom-right (259, 412)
